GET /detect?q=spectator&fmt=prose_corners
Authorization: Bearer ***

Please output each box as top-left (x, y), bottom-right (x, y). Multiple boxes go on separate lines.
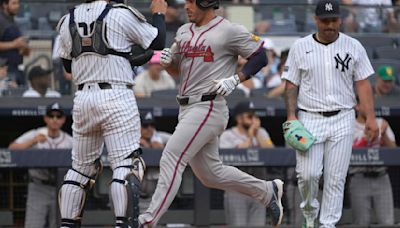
top-left (373, 65), bottom-right (400, 97)
top-left (165, 0), bottom-right (184, 46)
top-left (342, 0), bottom-right (397, 33)
top-left (22, 65), bottom-right (61, 97)
top-left (389, 0), bottom-right (400, 32)
top-left (254, 20), bottom-right (271, 36)
top-left (8, 103), bottom-right (72, 228)
top-left (349, 97), bottom-right (397, 225)
top-left (139, 111), bottom-right (171, 212)
top-left (134, 51), bottom-right (176, 97)
top-left (0, 0), bottom-right (30, 86)
top-left (266, 49), bottom-right (289, 98)
top-left (219, 101), bottom-right (274, 226)
top-left (140, 111), bottom-right (171, 149)
top-left (0, 57), bottom-right (17, 95)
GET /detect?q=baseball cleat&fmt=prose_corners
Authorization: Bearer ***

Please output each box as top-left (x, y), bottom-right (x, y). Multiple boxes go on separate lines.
top-left (268, 179), bottom-right (284, 227)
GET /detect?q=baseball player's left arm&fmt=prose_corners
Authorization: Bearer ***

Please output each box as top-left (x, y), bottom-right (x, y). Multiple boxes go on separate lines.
top-left (354, 43), bottom-right (379, 142)
top-left (356, 79), bottom-right (379, 142)
top-left (213, 25), bottom-right (267, 96)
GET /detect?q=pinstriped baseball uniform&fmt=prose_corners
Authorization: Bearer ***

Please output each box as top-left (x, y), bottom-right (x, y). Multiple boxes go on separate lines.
top-left (14, 127), bottom-right (73, 228)
top-left (56, 0), bottom-right (158, 222)
top-left (282, 33), bottom-right (374, 228)
top-left (139, 16), bottom-right (278, 227)
top-left (282, 33), bottom-right (374, 227)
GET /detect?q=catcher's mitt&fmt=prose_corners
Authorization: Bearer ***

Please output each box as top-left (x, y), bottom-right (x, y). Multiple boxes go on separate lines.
top-left (283, 120), bottom-right (315, 152)
top-left (128, 45), bottom-right (154, 66)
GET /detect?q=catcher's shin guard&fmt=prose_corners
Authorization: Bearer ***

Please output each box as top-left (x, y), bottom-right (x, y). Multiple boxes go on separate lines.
top-left (112, 149), bottom-right (146, 228)
top-left (113, 175), bottom-right (141, 228)
top-left (59, 159), bottom-right (102, 227)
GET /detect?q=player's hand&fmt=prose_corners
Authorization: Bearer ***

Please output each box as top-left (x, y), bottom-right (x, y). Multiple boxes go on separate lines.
top-left (365, 117), bottom-right (379, 143)
top-left (160, 48), bottom-right (173, 67)
top-left (248, 116), bottom-right (260, 137)
top-left (213, 74), bottom-right (240, 96)
top-left (13, 37), bottom-right (28, 49)
top-left (150, 0), bottom-right (167, 15)
top-left (34, 134), bottom-right (47, 144)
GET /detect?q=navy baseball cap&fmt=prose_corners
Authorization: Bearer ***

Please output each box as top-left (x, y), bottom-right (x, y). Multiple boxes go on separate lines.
top-left (141, 111), bottom-right (154, 125)
top-left (28, 65), bottom-right (52, 81)
top-left (46, 102), bottom-right (65, 116)
top-left (315, 0), bottom-right (340, 18)
top-left (234, 101), bottom-right (255, 116)
top-left (0, 58), bottom-right (7, 67)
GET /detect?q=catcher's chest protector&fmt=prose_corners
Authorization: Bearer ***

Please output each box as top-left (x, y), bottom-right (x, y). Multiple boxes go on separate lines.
top-left (69, 4), bottom-right (122, 58)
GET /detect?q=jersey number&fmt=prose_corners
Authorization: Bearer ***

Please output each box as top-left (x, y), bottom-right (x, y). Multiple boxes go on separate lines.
top-left (78, 22), bottom-right (95, 36)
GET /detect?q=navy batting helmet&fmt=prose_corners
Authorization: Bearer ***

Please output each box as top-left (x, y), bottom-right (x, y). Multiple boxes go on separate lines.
top-left (196, 0), bottom-right (219, 10)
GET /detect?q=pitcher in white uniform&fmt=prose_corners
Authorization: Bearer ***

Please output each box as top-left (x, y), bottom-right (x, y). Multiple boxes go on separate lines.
top-left (282, 0), bottom-right (379, 227)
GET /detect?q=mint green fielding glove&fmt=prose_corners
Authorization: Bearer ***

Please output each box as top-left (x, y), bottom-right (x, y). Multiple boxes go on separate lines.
top-left (283, 120), bottom-right (316, 152)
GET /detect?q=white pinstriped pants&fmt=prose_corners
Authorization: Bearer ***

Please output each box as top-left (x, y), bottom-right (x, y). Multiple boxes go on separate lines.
top-left (296, 109), bottom-right (355, 228)
top-left (59, 85), bottom-right (141, 220)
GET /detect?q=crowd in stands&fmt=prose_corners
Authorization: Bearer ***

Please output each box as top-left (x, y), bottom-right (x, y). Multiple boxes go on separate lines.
top-left (0, 0), bottom-right (399, 98)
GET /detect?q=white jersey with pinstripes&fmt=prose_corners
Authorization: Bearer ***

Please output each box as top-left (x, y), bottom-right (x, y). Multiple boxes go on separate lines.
top-left (56, 1), bottom-right (158, 85)
top-left (174, 16), bottom-right (263, 96)
top-left (282, 33), bottom-right (374, 112)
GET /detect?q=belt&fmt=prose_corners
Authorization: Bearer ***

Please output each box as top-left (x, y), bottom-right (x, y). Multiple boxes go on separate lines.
top-left (299, 109), bottom-right (341, 117)
top-left (176, 94), bottom-right (217, 106)
top-left (30, 177), bottom-right (56, 186)
top-left (78, 82), bottom-right (133, 91)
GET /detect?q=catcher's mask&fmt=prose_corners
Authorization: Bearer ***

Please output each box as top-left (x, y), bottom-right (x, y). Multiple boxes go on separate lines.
top-left (196, 0), bottom-right (219, 10)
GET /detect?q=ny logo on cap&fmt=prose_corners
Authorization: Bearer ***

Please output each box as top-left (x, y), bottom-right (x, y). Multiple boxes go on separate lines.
top-left (325, 3), bottom-right (333, 11)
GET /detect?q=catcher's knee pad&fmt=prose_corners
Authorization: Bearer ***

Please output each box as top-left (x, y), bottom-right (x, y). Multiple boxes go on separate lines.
top-left (59, 159), bottom-right (102, 227)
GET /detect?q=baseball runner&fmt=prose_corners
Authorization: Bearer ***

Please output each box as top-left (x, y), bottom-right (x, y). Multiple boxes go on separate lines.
top-left (9, 103), bottom-right (73, 228)
top-left (282, 0), bottom-right (379, 227)
top-left (138, 0), bottom-right (284, 227)
top-left (56, 0), bottom-right (167, 227)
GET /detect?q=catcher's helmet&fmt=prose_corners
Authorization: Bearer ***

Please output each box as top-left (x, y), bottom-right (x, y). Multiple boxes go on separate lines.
top-left (196, 0), bottom-right (219, 10)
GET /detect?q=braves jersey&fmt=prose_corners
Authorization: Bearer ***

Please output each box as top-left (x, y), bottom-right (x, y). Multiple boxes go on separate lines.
top-left (15, 127), bottom-right (73, 181)
top-left (282, 33), bottom-right (374, 112)
top-left (174, 16), bottom-right (263, 96)
top-left (57, 1), bottom-right (158, 85)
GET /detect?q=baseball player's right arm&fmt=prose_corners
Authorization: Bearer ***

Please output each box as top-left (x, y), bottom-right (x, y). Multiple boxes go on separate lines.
top-left (8, 133), bottom-right (46, 150)
top-left (147, 0), bottom-right (168, 50)
top-left (282, 44), bottom-right (300, 121)
top-left (160, 43), bottom-right (179, 77)
top-left (284, 81), bottom-right (299, 121)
